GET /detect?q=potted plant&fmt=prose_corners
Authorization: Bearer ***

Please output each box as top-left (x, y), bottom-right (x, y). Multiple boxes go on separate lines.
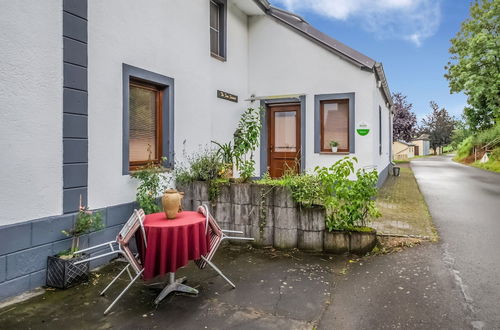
top-left (329, 141), bottom-right (339, 153)
top-left (46, 198), bottom-right (103, 289)
top-left (212, 140), bottom-right (234, 178)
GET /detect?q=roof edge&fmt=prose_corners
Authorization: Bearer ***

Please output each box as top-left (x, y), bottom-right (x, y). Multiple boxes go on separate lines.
top-left (374, 62), bottom-right (393, 108)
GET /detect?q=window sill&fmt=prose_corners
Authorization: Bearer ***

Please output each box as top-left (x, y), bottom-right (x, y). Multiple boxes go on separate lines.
top-left (128, 167), bottom-right (172, 175)
top-left (319, 152), bottom-right (351, 155)
top-left (210, 53), bottom-right (226, 62)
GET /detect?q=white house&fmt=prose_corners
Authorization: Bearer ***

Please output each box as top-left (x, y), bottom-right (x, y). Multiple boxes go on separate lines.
top-left (411, 134), bottom-right (430, 156)
top-left (0, 0), bottom-right (393, 300)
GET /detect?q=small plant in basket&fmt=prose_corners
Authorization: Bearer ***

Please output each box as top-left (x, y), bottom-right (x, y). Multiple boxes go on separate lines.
top-left (46, 196), bottom-right (103, 289)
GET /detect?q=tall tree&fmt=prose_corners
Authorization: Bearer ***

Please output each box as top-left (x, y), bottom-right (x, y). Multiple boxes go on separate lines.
top-left (445, 0), bottom-right (499, 131)
top-left (419, 101), bottom-right (456, 153)
top-left (392, 92), bottom-right (417, 142)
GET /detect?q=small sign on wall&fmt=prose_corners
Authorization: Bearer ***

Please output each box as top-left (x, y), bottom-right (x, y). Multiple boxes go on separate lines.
top-left (217, 90), bottom-right (238, 103)
top-left (356, 121), bottom-right (370, 136)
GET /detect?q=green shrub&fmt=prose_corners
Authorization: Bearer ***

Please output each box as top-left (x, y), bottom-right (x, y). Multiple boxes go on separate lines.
top-left (473, 124), bottom-right (500, 146)
top-left (131, 157), bottom-right (170, 214)
top-left (455, 136), bottom-right (474, 161)
top-left (281, 172), bottom-right (322, 207)
top-left (315, 157), bottom-right (380, 231)
top-left (174, 149), bottom-right (225, 185)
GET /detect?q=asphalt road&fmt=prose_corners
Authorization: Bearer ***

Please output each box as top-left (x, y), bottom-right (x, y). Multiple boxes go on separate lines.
top-left (411, 155), bottom-right (500, 329)
top-left (321, 155), bottom-right (500, 329)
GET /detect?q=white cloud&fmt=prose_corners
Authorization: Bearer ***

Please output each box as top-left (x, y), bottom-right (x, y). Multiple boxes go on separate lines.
top-left (272, 0), bottom-right (441, 46)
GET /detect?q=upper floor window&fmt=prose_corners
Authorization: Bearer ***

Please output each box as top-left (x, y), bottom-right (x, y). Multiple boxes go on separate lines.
top-left (129, 80), bottom-right (163, 170)
top-left (320, 99), bottom-right (349, 152)
top-left (210, 0), bottom-right (226, 60)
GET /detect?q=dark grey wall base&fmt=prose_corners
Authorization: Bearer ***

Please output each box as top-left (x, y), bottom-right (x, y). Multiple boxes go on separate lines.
top-left (377, 163), bottom-right (390, 188)
top-left (0, 201), bottom-right (137, 301)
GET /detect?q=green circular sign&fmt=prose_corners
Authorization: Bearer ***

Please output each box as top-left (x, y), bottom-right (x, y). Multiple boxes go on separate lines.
top-left (356, 121), bottom-right (370, 136)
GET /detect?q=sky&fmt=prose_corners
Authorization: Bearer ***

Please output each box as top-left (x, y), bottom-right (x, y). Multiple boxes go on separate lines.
top-left (269, 0), bottom-right (472, 122)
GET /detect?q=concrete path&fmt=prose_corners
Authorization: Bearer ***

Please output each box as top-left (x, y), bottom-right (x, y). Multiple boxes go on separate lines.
top-left (411, 155), bottom-right (500, 328)
top-left (320, 155), bottom-right (500, 329)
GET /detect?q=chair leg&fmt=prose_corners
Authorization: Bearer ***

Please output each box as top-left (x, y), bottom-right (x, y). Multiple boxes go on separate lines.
top-left (100, 264), bottom-right (130, 296)
top-left (103, 269), bottom-right (144, 315)
top-left (201, 256), bottom-right (236, 289)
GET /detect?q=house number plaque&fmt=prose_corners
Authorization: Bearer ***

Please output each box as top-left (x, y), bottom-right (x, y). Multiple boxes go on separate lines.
top-left (217, 90), bottom-right (238, 103)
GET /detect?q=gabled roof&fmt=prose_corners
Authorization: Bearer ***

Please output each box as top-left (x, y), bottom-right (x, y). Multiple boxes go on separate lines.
top-left (413, 134), bottom-right (430, 141)
top-left (396, 140), bottom-right (415, 146)
top-left (251, 0), bottom-right (393, 107)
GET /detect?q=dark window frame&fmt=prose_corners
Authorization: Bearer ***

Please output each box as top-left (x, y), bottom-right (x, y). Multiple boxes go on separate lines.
top-left (128, 80), bottom-right (164, 170)
top-left (314, 93), bottom-right (355, 154)
top-left (320, 99), bottom-right (350, 153)
top-left (122, 64), bottom-right (174, 175)
top-left (209, 0), bottom-right (227, 60)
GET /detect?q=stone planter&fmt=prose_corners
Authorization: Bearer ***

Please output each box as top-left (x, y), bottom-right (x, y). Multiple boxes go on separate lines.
top-left (298, 206), bottom-right (326, 251)
top-left (273, 207), bottom-right (298, 249)
top-left (250, 184), bottom-right (275, 246)
top-left (192, 181), bottom-right (209, 210)
top-left (349, 229), bottom-right (377, 255)
top-left (177, 181), bottom-right (378, 254)
top-left (323, 229), bottom-right (377, 255)
top-left (176, 182), bottom-right (193, 211)
top-left (323, 231), bottom-right (350, 254)
top-left (230, 183), bottom-right (251, 205)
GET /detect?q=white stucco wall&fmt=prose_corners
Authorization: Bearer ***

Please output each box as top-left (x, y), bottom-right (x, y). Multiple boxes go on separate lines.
top-left (248, 15), bottom-right (379, 174)
top-left (0, 0), bottom-right (63, 225)
top-left (372, 78), bottom-right (392, 173)
top-left (88, 0), bottom-right (251, 208)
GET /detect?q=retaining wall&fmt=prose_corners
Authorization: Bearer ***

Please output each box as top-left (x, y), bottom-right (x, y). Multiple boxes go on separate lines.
top-left (180, 181), bottom-right (377, 253)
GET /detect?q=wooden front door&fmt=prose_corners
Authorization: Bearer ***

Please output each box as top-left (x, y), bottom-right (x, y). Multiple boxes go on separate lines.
top-left (414, 145), bottom-right (419, 156)
top-left (268, 103), bottom-right (301, 178)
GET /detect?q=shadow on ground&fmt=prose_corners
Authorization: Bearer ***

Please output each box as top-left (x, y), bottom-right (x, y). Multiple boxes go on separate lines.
top-left (0, 245), bottom-right (350, 330)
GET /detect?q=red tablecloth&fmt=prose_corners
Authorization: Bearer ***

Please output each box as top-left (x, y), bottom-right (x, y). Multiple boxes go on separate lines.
top-left (138, 211), bottom-right (209, 280)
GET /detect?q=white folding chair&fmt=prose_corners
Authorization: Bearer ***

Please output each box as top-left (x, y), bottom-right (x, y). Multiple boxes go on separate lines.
top-left (73, 209), bottom-right (147, 314)
top-left (195, 204), bottom-right (254, 288)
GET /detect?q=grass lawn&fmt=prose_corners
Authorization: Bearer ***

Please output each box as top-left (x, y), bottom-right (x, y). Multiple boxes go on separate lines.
top-left (471, 159), bottom-right (500, 173)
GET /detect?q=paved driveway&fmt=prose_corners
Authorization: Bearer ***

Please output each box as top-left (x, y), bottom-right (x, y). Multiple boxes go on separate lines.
top-left (411, 155), bottom-right (500, 328)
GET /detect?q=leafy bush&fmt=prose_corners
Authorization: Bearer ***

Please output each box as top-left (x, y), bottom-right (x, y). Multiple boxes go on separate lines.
top-left (131, 158), bottom-right (170, 214)
top-left (473, 124), bottom-right (500, 146)
top-left (315, 157), bottom-right (380, 231)
top-left (189, 150), bottom-right (224, 181)
top-left (256, 157), bottom-right (381, 230)
top-left (281, 173), bottom-right (322, 207)
top-left (455, 136), bottom-right (474, 161)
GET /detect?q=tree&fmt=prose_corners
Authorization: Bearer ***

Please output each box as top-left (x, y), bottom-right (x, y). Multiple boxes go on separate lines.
top-left (445, 0), bottom-right (500, 131)
top-left (419, 101), bottom-right (456, 153)
top-left (392, 92), bottom-right (417, 142)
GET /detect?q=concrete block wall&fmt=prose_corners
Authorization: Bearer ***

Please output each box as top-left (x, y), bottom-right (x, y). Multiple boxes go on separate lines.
top-left (0, 201), bottom-right (136, 301)
top-left (178, 181), bottom-right (327, 250)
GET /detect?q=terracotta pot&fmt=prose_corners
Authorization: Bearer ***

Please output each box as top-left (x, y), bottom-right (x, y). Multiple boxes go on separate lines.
top-left (222, 164), bottom-right (233, 179)
top-left (162, 189), bottom-right (184, 219)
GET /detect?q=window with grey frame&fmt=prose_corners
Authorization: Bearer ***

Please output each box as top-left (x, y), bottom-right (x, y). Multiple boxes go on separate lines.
top-left (210, 0), bottom-right (226, 60)
top-left (122, 64), bottom-right (174, 175)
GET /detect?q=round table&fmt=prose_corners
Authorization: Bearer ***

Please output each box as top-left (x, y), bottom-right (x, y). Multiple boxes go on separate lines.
top-left (138, 211), bottom-right (209, 304)
top-left (140, 211), bottom-right (209, 280)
